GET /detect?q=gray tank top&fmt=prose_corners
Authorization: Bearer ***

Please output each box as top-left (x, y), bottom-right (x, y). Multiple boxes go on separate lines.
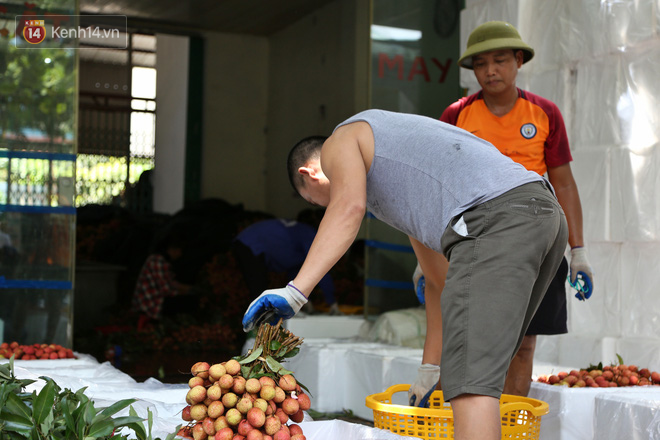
top-left (334, 109), bottom-right (544, 251)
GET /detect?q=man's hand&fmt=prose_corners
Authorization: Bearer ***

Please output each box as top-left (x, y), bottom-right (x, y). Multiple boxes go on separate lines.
top-left (242, 282), bottom-right (308, 332)
top-left (570, 247), bottom-right (594, 300)
top-left (412, 263), bottom-right (426, 305)
top-left (408, 364), bottom-right (440, 407)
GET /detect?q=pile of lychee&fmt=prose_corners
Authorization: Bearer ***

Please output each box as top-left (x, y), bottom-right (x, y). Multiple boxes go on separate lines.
top-left (178, 359), bottom-right (311, 440)
top-left (0, 342), bottom-right (76, 360)
top-left (537, 364), bottom-right (660, 388)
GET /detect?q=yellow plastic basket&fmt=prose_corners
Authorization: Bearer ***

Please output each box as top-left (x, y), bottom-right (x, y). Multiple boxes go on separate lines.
top-left (365, 384), bottom-right (549, 439)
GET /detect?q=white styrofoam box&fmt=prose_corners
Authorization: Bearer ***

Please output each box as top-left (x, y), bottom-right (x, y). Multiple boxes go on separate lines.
top-left (535, 334), bottom-right (561, 365)
top-left (517, 0), bottom-right (566, 71)
top-left (600, 0), bottom-right (657, 51)
top-left (344, 345), bottom-right (423, 420)
top-left (573, 54), bottom-right (625, 148)
top-left (620, 243), bottom-right (660, 338)
top-left (555, 335), bottom-right (618, 369)
top-left (566, 241), bottom-right (622, 337)
top-left (569, 148), bottom-right (610, 242)
top-left (613, 337), bottom-right (660, 373)
top-left (593, 390), bottom-right (660, 440)
top-left (561, 0), bottom-right (610, 61)
top-left (620, 42), bottom-right (660, 151)
top-left (285, 315), bottom-right (367, 339)
top-left (610, 147), bottom-right (660, 242)
top-left (530, 382), bottom-right (660, 440)
top-left (282, 339), bottom-right (354, 412)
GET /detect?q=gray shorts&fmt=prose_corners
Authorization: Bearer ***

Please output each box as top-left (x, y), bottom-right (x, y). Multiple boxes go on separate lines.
top-left (439, 182), bottom-right (568, 401)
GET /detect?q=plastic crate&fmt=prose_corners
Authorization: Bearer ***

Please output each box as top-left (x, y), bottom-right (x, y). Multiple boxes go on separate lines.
top-left (365, 384), bottom-right (549, 439)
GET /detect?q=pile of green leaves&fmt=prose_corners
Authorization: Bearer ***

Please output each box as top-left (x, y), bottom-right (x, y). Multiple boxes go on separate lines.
top-left (238, 320), bottom-right (307, 390)
top-left (0, 356), bottom-right (179, 440)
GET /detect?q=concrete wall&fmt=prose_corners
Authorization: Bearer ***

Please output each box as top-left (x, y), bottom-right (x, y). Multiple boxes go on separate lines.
top-left (265, 0), bottom-right (370, 219)
top-left (200, 32), bottom-right (269, 212)
top-left (197, 0), bottom-right (369, 217)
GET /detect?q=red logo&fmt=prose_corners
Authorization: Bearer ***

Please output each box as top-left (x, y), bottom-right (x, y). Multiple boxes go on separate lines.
top-left (22, 19), bottom-right (46, 44)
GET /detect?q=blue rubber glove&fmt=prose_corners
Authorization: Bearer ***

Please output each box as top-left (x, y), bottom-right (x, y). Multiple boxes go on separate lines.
top-left (408, 364), bottom-right (440, 407)
top-left (242, 282), bottom-right (308, 332)
top-left (412, 263), bottom-right (426, 305)
top-left (570, 247), bottom-right (594, 301)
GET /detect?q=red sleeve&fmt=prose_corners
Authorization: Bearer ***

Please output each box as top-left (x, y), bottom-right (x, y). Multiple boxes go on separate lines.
top-left (523, 91), bottom-right (572, 168)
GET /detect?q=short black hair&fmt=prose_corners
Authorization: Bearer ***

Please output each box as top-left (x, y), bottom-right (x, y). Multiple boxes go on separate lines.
top-left (287, 136), bottom-right (327, 193)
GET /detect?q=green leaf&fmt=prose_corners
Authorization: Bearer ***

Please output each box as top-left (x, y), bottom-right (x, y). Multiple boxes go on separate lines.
top-left (87, 418), bottom-right (115, 438)
top-left (282, 348), bottom-right (300, 359)
top-left (33, 379), bottom-right (57, 425)
top-left (98, 399), bottom-right (136, 418)
top-left (616, 353), bottom-right (624, 365)
top-left (269, 341), bottom-right (282, 351)
top-left (39, 409), bottom-right (55, 437)
top-left (3, 391), bottom-right (33, 420)
top-left (264, 356), bottom-right (293, 376)
top-left (239, 347), bottom-right (263, 365)
top-left (0, 411), bottom-right (34, 435)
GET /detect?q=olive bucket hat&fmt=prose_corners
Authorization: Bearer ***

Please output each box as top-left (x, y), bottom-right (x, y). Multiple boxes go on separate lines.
top-left (458, 21), bottom-right (534, 69)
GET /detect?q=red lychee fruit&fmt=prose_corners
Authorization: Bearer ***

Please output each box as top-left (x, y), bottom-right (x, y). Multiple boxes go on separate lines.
top-left (233, 376), bottom-right (247, 394)
top-left (273, 387), bottom-right (286, 403)
top-left (192, 422), bottom-right (207, 440)
top-left (246, 429), bottom-right (264, 440)
top-left (236, 395), bottom-right (254, 414)
top-left (264, 415), bottom-right (282, 436)
top-left (297, 393), bottom-right (311, 411)
top-left (275, 407), bottom-right (289, 425)
top-left (238, 419), bottom-right (253, 436)
top-left (189, 376), bottom-right (205, 388)
top-left (207, 400), bottom-right (225, 419)
top-left (281, 397), bottom-right (300, 416)
top-left (219, 374), bottom-right (235, 390)
top-left (288, 424), bottom-right (303, 436)
top-left (260, 385), bottom-right (276, 401)
top-left (279, 374), bottom-right (297, 392)
top-left (247, 407), bottom-right (266, 428)
top-left (259, 376), bottom-right (276, 388)
top-left (202, 417), bottom-right (217, 436)
top-left (182, 405), bottom-right (193, 422)
top-left (190, 403), bottom-right (208, 421)
top-left (213, 416), bottom-right (229, 432)
top-left (246, 378), bottom-right (262, 394)
top-left (192, 362), bottom-right (210, 379)
top-left (207, 384), bottom-right (223, 401)
top-left (290, 409), bottom-right (304, 424)
top-left (225, 408), bottom-right (243, 426)
top-left (225, 359), bottom-right (241, 376)
top-left (209, 363), bottom-right (227, 380)
top-left (214, 427), bottom-right (233, 440)
top-left (222, 392), bottom-right (238, 408)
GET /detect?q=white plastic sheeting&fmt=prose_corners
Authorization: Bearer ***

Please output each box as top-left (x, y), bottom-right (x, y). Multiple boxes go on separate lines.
top-left (529, 382), bottom-right (660, 440)
top-left (460, 0), bottom-right (660, 372)
top-left (0, 355), bottom-right (418, 440)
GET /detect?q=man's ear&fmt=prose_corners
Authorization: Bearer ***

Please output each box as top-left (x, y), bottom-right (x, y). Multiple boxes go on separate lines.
top-left (298, 166), bottom-right (319, 181)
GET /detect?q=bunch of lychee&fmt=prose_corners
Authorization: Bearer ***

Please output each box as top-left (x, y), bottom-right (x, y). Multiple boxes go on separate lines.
top-left (177, 359), bottom-right (311, 440)
top-left (537, 364), bottom-right (660, 388)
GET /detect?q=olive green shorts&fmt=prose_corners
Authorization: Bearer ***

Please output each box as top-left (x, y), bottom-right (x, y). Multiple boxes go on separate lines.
top-left (439, 182), bottom-right (568, 401)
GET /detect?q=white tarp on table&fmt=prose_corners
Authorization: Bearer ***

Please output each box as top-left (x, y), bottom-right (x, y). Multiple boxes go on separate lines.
top-left (1, 354), bottom-right (417, 440)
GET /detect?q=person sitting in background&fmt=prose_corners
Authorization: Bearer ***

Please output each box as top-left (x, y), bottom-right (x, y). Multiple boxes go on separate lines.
top-left (131, 231), bottom-right (195, 325)
top-left (233, 215), bottom-right (340, 314)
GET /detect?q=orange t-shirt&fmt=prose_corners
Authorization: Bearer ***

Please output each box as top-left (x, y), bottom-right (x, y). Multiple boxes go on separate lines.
top-left (440, 89), bottom-right (572, 175)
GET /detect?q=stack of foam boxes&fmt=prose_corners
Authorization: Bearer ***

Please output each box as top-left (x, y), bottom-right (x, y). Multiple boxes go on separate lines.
top-left (460, 0), bottom-right (660, 370)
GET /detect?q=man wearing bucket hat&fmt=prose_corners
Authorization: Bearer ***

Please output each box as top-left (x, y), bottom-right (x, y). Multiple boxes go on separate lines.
top-left (411, 21), bottom-right (594, 401)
